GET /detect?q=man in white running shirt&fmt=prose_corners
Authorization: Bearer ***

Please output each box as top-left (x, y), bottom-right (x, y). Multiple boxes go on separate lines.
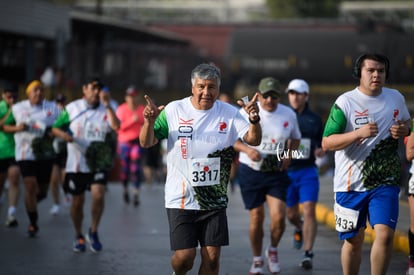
top-left (139, 63), bottom-right (262, 275)
top-left (322, 53), bottom-right (410, 275)
top-left (234, 77), bottom-right (301, 275)
top-left (12, 80), bottom-right (61, 237)
top-left (52, 77), bottom-right (119, 253)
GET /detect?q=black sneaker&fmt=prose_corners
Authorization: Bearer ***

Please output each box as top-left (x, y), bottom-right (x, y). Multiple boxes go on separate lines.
top-left (293, 229), bottom-right (303, 250)
top-left (300, 251), bottom-right (313, 270)
top-left (123, 192), bottom-right (130, 204)
top-left (133, 194), bottom-right (140, 207)
top-left (5, 215), bottom-right (18, 228)
top-left (28, 224), bottom-right (39, 238)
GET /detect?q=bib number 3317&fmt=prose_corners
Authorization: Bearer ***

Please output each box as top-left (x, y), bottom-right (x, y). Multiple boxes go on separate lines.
top-left (334, 202), bottom-right (359, 232)
top-left (190, 157), bottom-right (220, 187)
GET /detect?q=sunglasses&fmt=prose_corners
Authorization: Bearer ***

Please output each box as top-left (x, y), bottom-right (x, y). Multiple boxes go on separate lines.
top-left (263, 94), bottom-right (280, 100)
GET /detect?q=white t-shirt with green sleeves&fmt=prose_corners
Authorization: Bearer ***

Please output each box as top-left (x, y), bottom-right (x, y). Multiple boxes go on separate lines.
top-left (154, 97), bottom-right (249, 210)
top-left (12, 99), bottom-right (60, 161)
top-left (323, 87), bottom-right (410, 192)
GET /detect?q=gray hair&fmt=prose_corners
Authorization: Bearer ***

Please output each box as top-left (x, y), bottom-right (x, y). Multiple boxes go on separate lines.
top-left (191, 63), bottom-right (221, 87)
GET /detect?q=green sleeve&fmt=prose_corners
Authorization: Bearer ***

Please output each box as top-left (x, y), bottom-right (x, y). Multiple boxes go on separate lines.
top-left (53, 109), bottom-right (70, 129)
top-left (0, 101), bottom-right (15, 125)
top-left (0, 101), bottom-right (7, 118)
top-left (154, 109), bottom-right (169, 140)
top-left (323, 103), bottom-right (347, 137)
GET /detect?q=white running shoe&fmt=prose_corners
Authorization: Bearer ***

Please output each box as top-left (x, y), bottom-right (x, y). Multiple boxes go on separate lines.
top-left (50, 204), bottom-right (60, 215)
top-left (249, 259), bottom-right (264, 275)
top-left (265, 248), bottom-right (281, 274)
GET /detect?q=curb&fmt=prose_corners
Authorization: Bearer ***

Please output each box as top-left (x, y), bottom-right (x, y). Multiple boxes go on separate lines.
top-left (315, 203), bottom-right (409, 255)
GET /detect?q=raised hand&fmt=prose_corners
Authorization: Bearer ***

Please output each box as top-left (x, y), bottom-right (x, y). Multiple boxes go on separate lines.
top-left (237, 93), bottom-right (260, 122)
top-left (143, 95), bottom-right (164, 123)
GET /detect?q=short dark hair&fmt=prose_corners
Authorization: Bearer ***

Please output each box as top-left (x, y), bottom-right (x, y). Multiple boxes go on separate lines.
top-left (352, 53), bottom-right (390, 79)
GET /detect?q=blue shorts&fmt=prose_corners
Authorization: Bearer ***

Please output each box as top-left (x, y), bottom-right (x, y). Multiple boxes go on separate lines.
top-left (237, 163), bottom-right (291, 210)
top-left (286, 166), bottom-right (319, 207)
top-left (335, 185), bottom-right (399, 240)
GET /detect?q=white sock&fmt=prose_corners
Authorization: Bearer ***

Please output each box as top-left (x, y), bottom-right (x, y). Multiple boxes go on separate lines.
top-left (8, 206), bottom-right (16, 216)
top-left (253, 256), bottom-right (263, 262)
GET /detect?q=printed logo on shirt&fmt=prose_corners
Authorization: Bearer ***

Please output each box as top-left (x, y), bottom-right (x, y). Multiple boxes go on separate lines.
top-left (354, 109), bottom-right (370, 127)
top-left (218, 121), bottom-right (227, 134)
top-left (393, 109), bottom-right (399, 120)
top-left (178, 117), bottom-right (194, 159)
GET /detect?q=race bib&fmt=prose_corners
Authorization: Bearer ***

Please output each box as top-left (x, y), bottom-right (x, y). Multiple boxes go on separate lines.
top-left (260, 135), bottom-right (285, 155)
top-left (408, 175), bottom-right (414, 195)
top-left (189, 157), bottom-right (220, 187)
top-left (295, 138), bottom-right (311, 159)
top-left (84, 122), bottom-right (106, 142)
top-left (28, 120), bottom-right (46, 137)
top-left (334, 202), bottom-right (359, 232)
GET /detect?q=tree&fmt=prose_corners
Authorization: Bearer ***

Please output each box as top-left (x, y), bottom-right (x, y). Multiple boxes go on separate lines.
top-left (266, 0), bottom-right (340, 18)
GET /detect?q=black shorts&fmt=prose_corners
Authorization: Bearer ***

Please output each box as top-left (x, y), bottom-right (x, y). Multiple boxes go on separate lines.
top-left (0, 158), bottom-right (17, 173)
top-left (166, 208), bottom-right (229, 250)
top-left (53, 151), bottom-right (67, 168)
top-left (17, 160), bottom-right (54, 184)
top-left (63, 172), bottom-right (108, 195)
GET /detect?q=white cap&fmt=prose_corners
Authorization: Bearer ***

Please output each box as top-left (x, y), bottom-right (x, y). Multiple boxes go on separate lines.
top-left (285, 79), bottom-right (309, 94)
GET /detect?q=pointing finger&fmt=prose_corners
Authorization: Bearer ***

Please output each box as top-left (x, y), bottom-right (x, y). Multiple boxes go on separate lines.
top-left (250, 92), bottom-right (259, 103)
top-left (144, 95), bottom-right (153, 106)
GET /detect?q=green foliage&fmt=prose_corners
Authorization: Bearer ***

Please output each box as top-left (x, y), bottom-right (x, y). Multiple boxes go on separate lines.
top-left (266, 0), bottom-right (340, 18)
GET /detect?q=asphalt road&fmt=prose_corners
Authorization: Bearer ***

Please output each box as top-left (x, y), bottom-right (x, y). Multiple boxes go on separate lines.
top-left (0, 179), bottom-right (408, 275)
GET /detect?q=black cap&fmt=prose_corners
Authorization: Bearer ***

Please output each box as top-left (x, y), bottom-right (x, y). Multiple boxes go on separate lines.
top-left (84, 76), bottom-right (103, 89)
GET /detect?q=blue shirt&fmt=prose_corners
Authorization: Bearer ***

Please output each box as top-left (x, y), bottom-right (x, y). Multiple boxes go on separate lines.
top-left (289, 104), bottom-right (323, 170)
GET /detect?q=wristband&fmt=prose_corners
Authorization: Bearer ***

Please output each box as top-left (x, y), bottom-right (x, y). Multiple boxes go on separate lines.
top-left (249, 116), bottom-right (261, 125)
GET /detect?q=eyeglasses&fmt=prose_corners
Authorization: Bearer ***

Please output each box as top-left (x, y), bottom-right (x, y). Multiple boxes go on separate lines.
top-left (263, 94), bottom-right (279, 100)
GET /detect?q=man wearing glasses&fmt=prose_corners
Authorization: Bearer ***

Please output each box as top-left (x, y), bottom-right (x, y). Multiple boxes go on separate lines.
top-left (234, 77), bottom-right (301, 275)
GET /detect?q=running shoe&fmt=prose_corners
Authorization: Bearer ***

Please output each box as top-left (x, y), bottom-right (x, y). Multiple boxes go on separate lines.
top-left (407, 256), bottom-right (414, 275)
top-left (300, 251), bottom-right (313, 270)
top-left (133, 194), bottom-right (140, 207)
top-left (49, 204), bottom-right (60, 215)
top-left (5, 215), bottom-right (18, 228)
top-left (293, 228), bottom-right (303, 250)
top-left (27, 224), bottom-right (39, 238)
top-left (265, 248), bottom-right (280, 274)
top-left (249, 259), bottom-right (264, 275)
top-left (123, 191), bottom-right (130, 204)
top-left (86, 228), bottom-right (102, 252)
top-left (73, 235), bottom-right (86, 252)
